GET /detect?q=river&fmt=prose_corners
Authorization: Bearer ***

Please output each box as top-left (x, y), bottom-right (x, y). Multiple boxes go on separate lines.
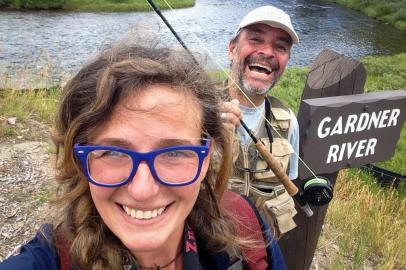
top-left (0, 0), bottom-right (405, 86)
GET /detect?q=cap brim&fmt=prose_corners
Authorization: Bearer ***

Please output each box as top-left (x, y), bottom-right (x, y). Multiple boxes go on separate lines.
top-left (239, 21), bottom-right (299, 44)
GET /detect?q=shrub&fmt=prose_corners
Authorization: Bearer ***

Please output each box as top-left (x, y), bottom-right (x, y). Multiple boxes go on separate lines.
top-left (0, 0), bottom-right (11, 8)
top-left (8, 0), bottom-right (64, 9)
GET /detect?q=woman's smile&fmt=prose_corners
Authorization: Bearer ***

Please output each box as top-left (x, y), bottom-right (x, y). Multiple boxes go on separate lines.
top-left (122, 204), bottom-right (166, 220)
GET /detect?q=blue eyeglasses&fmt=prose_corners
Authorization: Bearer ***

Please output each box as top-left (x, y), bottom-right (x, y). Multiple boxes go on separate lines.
top-left (73, 139), bottom-right (210, 187)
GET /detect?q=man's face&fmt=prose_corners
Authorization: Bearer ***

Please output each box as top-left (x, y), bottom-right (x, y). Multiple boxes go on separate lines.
top-left (228, 24), bottom-right (292, 98)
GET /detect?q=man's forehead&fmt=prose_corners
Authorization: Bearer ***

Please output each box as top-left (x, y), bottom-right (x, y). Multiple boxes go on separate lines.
top-left (242, 24), bottom-right (292, 43)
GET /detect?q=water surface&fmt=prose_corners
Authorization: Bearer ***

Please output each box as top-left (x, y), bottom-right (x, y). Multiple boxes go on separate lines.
top-left (0, 0), bottom-right (405, 85)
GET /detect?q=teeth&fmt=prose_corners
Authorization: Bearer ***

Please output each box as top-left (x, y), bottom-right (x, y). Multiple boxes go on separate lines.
top-left (136, 210), bottom-right (143, 219)
top-left (249, 64), bottom-right (272, 73)
top-left (123, 205), bottom-right (166, 220)
top-left (124, 206), bottom-right (131, 215)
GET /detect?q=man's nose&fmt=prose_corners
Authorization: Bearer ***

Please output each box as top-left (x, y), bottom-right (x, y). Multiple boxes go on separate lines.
top-left (257, 43), bottom-right (275, 57)
top-left (127, 161), bottom-right (160, 201)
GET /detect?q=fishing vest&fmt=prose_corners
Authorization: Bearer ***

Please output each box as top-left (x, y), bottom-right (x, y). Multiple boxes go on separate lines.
top-left (228, 96), bottom-right (297, 239)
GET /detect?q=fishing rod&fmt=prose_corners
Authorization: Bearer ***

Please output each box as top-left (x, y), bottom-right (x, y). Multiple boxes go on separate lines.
top-left (239, 121), bottom-right (313, 216)
top-left (145, 0), bottom-right (313, 217)
top-left (145, 0), bottom-right (198, 65)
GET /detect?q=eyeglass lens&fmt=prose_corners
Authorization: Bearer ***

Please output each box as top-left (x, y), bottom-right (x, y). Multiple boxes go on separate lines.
top-left (87, 149), bottom-right (200, 185)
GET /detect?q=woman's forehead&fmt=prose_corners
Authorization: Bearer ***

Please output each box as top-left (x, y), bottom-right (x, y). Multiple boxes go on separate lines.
top-left (123, 84), bottom-right (200, 111)
top-left (92, 84), bottom-right (204, 145)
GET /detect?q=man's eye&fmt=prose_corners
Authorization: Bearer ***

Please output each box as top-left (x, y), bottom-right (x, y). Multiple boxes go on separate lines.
top-left (275, 44), bottom-right (289, 52)
top-left (248, 36), bottom-right (262, 43)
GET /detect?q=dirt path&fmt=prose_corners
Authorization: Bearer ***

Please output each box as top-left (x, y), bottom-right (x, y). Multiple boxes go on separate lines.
top-left (0, 118), bottom-right (55, 260)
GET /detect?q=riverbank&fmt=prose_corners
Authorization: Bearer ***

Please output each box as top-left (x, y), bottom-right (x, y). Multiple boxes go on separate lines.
top-left (0, 53), bottom-right (405, 268)
top-left (0, 0), bottom-right (195, 12)
top-left (323, 0), bottom-right (406, 30)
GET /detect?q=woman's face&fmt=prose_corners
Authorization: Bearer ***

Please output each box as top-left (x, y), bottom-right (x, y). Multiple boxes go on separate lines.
top-left (88, 84), bottom-right (210, 256)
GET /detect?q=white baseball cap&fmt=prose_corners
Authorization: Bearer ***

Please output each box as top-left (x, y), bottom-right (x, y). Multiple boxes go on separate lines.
top-left (235, 5), bottom-right (299, 44)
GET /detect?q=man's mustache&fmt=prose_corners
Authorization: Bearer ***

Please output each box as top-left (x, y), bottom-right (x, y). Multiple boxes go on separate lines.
top-left (245, 54), bottom-right (279, 72)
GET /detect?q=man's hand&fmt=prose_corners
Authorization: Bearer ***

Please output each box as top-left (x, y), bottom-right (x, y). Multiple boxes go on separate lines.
top-left (219, 99), bottom-right (243, 131)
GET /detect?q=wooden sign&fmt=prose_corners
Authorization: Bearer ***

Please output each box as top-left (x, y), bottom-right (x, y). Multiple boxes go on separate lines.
top-left (299, 90), bottom-right (406, 179)
top-left (280, 49), bottom-right (372, 270)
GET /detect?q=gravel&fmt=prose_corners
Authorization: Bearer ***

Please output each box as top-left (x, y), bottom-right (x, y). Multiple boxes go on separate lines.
top-left (0, 122), bottom-right (55, 261)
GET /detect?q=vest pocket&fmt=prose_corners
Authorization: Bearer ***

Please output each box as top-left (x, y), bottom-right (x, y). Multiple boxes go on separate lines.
top-left (250, 186), bottom-right (297, 239)
top-left (253, 137), bottom-right (293, 182)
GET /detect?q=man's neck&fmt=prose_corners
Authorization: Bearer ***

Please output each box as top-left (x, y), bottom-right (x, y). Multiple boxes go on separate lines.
top-left (228, 83), bottom-right (266, 108)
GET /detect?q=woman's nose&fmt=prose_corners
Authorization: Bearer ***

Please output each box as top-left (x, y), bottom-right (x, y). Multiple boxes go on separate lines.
top-left (127, 161), bottom-right (160, 201)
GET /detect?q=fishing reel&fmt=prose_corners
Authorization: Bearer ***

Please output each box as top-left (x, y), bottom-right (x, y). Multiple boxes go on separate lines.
top-left (301, 176), bottom-right (333, 206)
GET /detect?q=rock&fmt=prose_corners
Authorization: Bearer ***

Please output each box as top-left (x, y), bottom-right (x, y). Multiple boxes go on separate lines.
top-left (7, 117), bottom-right (17, 125)
top-left (1, 232), bottom-right (10, 239)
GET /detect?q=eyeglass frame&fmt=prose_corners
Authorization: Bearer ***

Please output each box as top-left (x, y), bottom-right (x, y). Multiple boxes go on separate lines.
top-left (73, 139), bottom-right (211, 188)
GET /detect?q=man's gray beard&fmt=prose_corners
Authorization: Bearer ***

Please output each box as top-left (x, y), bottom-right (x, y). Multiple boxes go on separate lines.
top-left (231, 58), bottom-right (276, 98)
top-left (240, 77), bottom-right (275, 96)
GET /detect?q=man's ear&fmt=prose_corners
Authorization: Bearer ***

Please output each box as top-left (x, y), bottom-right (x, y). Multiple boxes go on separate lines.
top-left (228, 41), bottom-right (237, 61)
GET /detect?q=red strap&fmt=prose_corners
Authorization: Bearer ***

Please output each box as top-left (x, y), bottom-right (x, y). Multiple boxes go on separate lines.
top-left (55, 229), bottom-right (72, 270)
top-left (221, 190), bottom-right (268, 270)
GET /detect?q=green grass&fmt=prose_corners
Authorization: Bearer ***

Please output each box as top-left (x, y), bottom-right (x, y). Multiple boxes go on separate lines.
top-left (323, 0), bottom-right (406, 30)
top-left (0, 126), bottom-right (17, 137)
top-left (33, 186), bottom-right (54, 205)
top-left (0, 87), bottom-right (59, 124)
top-left (0, 87), bottom-right (59, 138)
top-left (46, 141), bottom-right (57, 154)
top-left (63, 0), bottom-right (194, 12)
top-left (363, 53), bottom-right (406, 92)
top-left (271, 67), bottom-right (309, 114)
top-left (0, 0), bottom-right (195, 11)
top-left (323, 169), bottom-right (406, 269)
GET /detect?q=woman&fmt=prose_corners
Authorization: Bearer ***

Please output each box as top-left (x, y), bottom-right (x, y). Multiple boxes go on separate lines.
top-left (0, 44), bottom-right (285, 270)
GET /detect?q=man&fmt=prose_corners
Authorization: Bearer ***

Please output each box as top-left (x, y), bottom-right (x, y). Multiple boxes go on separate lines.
top-left (220, 5), bottom-right (300, 238)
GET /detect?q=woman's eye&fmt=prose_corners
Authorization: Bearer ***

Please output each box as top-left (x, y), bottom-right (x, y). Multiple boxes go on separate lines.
top-left (95, 150), bottom-right (125, 158)
top-left (166, 151), bottom-right (185, 158)
top-left (162, 150), bottom-right (195, 159)
top-left (106, 151), bottom-right (122, 157)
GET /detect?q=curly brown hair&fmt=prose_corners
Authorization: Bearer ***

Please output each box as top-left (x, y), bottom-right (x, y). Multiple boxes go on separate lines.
top-left (51, 43), bottom-right (242, 269)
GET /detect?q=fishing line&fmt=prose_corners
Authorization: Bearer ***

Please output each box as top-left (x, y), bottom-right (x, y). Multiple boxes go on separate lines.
top-left (146, 0), bottom-right (319, 181)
